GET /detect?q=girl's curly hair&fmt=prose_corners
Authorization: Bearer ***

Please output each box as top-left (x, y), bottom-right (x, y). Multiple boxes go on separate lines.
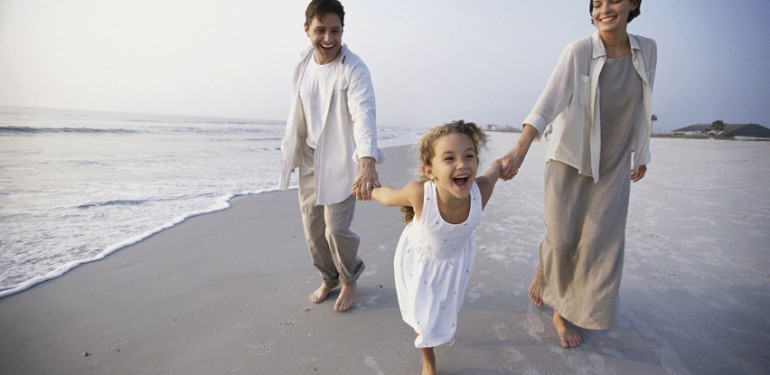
top-left (401, 120), bottom-right (488, 223)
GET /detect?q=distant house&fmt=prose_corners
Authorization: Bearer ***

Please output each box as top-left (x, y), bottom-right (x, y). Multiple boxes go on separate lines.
top-left (483, 124), bottom-right (521, 133)
top-left (672, 122), bottom-right (770, 139)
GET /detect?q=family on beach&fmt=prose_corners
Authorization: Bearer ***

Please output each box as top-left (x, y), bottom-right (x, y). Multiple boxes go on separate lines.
top-left (278, 0), bottom-right (656, 374)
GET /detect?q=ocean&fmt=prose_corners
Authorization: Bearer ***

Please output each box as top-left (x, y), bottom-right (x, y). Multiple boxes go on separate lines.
top-left (0, 106), bottom-right (420, 298)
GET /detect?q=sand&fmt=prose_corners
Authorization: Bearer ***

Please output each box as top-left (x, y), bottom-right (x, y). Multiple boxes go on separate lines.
top-left (1, 133), bottom-right (768, 374)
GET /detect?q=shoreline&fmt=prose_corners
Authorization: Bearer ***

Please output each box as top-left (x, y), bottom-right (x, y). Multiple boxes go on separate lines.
top-left (0, 106), bottom-right (423, 299)
top-left (0, 137), bottom-right (421, 299)
top-left (0, 188), bottom-right (283, 299)
top-left (1, 134), bottom-right (768, 374)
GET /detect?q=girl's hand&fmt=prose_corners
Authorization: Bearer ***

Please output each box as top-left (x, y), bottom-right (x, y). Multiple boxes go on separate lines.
top-left (485, 159), bottom-right (503, 181)
top-left (497, 151), bottom-right (520, 181)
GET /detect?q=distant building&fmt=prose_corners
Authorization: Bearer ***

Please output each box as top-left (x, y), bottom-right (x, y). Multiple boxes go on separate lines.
top-left (672, 122), bottom-right (770, 139)
top-left (483, 124), bottom-right (521, 133)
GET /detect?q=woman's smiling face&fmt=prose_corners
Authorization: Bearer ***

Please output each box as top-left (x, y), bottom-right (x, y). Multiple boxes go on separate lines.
top-left (305, 13), bottom-right (343, 65)
top-left (591, 0), bottom-right (637, 32)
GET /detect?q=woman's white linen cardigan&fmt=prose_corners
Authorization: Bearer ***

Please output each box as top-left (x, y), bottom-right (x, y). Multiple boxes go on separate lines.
top-left (279, 45), bottom-right (383, 205)
top-left (523, 32), bottom-right (657, 183)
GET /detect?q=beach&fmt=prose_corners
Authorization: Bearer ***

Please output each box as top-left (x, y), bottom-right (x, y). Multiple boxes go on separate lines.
top-left (0, 106), bottom-right (422, 297)
top-left (1, 133), bottom-right (768, 374)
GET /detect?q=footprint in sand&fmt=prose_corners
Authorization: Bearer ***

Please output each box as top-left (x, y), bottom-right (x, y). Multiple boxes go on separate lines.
top-left (354, 294), bottom-right (380, 311)
top-left (588, 353), bottom-right (608, 374)
top-left (513, 281), bottom-right (525, 297)
top-left (363, 356), bottom-right (385, 375)
top-left (229, 343), bottom-right (275, 373)
top-left (254, 342), bottom-right (275, 355)
top-left (279, 321), bottom-right (295, 337)
top-left (362, 263), bottom-right (378, 277)
top-left (466, 291), bottom-right (482, 302)
top-left (505, 348), bottom-right (525, 363)
top-left (493, 323), bottom-right (507, 341)
top-left (600, 344), bottom-right (623, 359)
top-left (520, 307), bottom-right (545, 342)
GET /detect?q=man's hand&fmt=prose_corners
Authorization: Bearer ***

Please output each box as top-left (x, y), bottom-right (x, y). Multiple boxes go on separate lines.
top-left (352, 157), bottom-right (380, 200)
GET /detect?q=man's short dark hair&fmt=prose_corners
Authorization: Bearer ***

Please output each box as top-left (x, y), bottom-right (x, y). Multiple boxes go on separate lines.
top-left (305, 0), bottom-right (345, 28)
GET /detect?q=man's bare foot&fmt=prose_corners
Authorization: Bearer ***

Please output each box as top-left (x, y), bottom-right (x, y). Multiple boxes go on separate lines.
top-left (553, 310), bottom-right (581, 348)
top-left (309, 280), bottom-right (339, 304)
top-left (420, 347), bottom-right (436, 375)
top-left (529, 265), bottom-right (544, 307)
top-left (333, 281), bottom-right (356, 312)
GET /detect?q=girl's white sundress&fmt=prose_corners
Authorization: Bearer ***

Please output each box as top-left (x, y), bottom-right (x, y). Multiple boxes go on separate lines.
top-left (394, 180), bottom-right (481, 348)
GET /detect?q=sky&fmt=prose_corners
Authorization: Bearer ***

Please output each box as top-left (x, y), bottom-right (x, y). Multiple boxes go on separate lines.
top-left (1, 0), bottom-right (769, 132)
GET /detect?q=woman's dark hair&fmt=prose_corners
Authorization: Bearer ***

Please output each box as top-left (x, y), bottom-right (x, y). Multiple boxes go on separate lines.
top-left (590, 0), bottom-right (641, 24)
top-left (305, 0), bottom-right (345, 28)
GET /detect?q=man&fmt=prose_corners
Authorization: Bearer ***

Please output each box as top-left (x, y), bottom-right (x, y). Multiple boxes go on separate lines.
top-left (279, 0), bottom-right (383, 312)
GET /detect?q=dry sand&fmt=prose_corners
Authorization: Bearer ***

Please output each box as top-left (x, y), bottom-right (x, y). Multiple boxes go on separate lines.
top-left (1, 133), bottom-right (768, 374)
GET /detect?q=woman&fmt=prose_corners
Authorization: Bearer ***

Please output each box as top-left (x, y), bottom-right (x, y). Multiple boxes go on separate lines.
top-left (497, 0), bottom-right (656, 348)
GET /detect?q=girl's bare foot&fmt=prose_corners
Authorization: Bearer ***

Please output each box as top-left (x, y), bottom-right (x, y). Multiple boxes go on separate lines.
top-left (553, 310), bottom-right (581, 348)
top-left (310, 280), bottom-right (339, 304)
top-left (420, 347), bottom-right (436, 375)
top-left (333, 281), bottom-right (356, 312)
top-left (529, 265), bottom-right (544, 307)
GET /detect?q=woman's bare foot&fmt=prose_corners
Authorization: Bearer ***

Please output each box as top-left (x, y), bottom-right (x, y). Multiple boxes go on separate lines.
top-left (529, 265), bottom-right (544, 307)
top-left (333, 281), bottom-right (356, 312)
top-left (553, 310), bottom-right (581, 348)
top-left (420, 347), bottom-right (436, 375)
top-left (309, 280), bottom-right (339, 304)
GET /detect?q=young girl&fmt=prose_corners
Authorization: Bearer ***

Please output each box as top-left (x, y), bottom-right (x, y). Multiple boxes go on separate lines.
top-left (370, 120), bottom-right (501, 375)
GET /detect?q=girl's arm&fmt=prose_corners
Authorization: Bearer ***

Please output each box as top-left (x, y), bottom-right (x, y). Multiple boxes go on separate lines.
top-left (476, 159), bottom-right (502, 208)
top-left (371, 181), bottom-right (424, 209)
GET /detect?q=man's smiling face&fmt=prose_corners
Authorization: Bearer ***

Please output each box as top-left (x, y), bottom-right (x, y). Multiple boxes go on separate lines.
top-left (305, 13), bottom-right (343, 65)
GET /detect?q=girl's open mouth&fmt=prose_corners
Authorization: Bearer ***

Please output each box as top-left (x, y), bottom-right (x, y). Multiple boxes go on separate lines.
top-left (453, 175), bottom-right (469, 188)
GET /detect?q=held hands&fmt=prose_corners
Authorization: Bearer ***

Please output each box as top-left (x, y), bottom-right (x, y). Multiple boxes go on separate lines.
top-left (486, 159), bottom-right (504, 181)
top-left (496, 144), bottom-right (528, 181)
top-left (353, 157), bottom-right (380, 200)
top-left (497, 124), bottom-right (538, 181)
top-left (497, 150), bottom-right (521, 181)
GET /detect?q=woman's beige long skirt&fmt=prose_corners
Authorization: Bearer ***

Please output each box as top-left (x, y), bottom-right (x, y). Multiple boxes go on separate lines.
top-left (539, 54), bottom-right (642, 330)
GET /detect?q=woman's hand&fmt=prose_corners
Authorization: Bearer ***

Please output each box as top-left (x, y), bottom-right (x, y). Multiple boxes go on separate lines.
top-left (631, 164), bottom-right (647, 182)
